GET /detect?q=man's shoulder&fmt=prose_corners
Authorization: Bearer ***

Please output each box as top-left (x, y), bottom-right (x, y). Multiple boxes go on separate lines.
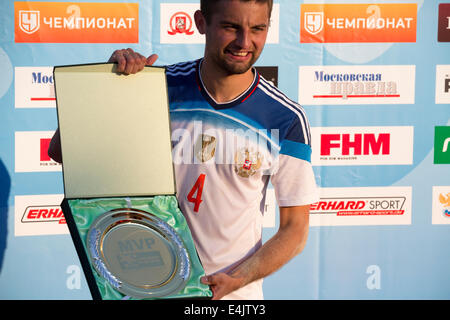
top-left (255, 74), bottom-right (308, 125)
top-left (165, 59), bottom-right (198, 77)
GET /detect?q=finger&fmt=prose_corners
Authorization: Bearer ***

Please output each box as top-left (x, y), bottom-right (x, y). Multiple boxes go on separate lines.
top-left (208, 282), bottom-right (225, 300)
top-left (109, 50), bottom-right (127, 73)
top-left (201, 275), bottom-right (227, 300)
top-left (131, 52), bottom-right (146, 73)
top-left (123, 48), bottom-right (137, 75)
top-left (210, 287), bottom-right (220, 300)
top-left (201, 278), bottom-right (219, 300)
top-left (146, 53), bottom-right (159, 66)
top-left (127, 49), bottom-right (148, 74)
top-left (200, 275), bottom-right (213, 285)
top-left (128, 48), bottom-right (142, 74)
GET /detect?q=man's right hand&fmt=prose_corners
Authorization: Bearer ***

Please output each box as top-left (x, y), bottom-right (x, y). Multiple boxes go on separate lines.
top-left (108, 48), bottom-right (158, 74)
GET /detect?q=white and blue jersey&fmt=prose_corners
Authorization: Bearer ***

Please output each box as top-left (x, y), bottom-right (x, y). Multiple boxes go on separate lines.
top-left (166, 59), bottom-right (319, 300)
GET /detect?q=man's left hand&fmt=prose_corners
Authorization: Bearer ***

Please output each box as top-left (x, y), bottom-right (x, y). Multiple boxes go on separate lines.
top-left (201, 273), bottom-right (244, 300)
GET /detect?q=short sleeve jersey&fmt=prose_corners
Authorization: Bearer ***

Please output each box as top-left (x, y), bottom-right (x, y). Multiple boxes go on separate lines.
top-left (166, 59), bottom-right (319, 299)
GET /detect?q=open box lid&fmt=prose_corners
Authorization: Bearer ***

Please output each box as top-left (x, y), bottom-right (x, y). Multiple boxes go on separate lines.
top-left (54, 63), bottom-right (175, 199)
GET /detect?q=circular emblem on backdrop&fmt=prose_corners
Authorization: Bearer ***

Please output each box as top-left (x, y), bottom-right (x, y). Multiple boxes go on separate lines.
top-left (234, 147), bottom-right (263, 178)
top-left (168, 12), bottom-right (194, 35)
top-left (87, 208), bottom-right (190, 299)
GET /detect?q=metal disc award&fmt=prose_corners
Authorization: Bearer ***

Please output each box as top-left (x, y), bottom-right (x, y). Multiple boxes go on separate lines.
top-left (53, 63), bottom-right (212, 300)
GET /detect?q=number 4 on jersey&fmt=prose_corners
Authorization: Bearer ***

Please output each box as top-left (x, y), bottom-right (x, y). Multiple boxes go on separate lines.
top-left (187, 174), bottom-right (206, 212)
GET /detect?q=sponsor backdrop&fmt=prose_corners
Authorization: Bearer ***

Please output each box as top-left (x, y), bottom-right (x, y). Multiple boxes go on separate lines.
top-left (0, 0), bottom-right (449, 300)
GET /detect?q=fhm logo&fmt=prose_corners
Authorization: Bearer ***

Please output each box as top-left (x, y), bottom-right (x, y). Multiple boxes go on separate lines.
top-left (434, 126), bottom-right (450, 164)
top-left (19, 10), bottom-right (40, 34)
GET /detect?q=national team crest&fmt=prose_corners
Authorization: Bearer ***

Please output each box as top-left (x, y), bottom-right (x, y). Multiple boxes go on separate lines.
top-left (304, 12), bottom-right (323, 35)
top-left (234, 148), bottom-right (263, 178)
top-left (19, 10), bottom-right (40, 34)
top-left (168, 12), bottom-right (195, 35)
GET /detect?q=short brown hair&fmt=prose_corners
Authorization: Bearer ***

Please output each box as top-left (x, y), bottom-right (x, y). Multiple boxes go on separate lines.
top-left (200, 0), bottom-right (273, 24)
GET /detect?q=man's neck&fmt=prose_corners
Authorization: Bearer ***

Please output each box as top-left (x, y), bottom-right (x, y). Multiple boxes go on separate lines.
top-left (200, 59), bottom-right (255, 103)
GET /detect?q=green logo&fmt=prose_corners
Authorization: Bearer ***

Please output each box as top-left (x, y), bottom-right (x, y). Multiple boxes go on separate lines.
top-left (434, 126), bottom-right (450, 164)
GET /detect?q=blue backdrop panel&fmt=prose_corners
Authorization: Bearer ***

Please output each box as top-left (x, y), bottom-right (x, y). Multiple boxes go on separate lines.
top-left (0, 0), bottom-right (449, 299)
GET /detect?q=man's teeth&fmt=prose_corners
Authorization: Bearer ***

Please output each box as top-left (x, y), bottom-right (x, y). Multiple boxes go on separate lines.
top-left (232, 52), bottom-right (248, 56)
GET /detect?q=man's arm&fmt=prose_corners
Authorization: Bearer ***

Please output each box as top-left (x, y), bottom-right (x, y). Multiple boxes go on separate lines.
top-left (48, 128), bottom-right (62, 163)
top-left (201, 204), bottom-right (310, 300)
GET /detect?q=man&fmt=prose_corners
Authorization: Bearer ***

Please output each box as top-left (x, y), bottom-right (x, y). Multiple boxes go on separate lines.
top-left (49, 0), bottom-right (319, 300)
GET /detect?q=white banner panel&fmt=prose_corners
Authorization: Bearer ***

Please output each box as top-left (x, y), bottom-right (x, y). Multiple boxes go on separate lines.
top-left (299, 65), bottom-right (415, 105)
top-left (15, 66), bottom-right (56, 108)
top-left (14, 194), bottom-right (67, 236)
top-left (310, 186), bottom-right (412, 226)
top-left (311, 126), bottom-right (414, 166)
top-left (15, 131), bottom-right (61, 172)
top-left (435, 65), bottom-right (450, 104)
top-left (432, 186), bottom-right (450, 225)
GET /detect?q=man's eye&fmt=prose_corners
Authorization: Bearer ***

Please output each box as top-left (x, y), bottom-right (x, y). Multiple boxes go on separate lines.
top-left (253, 26), bottom-right (266, 32)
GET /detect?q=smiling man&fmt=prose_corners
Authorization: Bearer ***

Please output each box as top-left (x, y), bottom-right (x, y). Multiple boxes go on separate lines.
top-left (49, 0), bottom-right (319, 300)
top-left (196, 0), bottom-right (269, 100)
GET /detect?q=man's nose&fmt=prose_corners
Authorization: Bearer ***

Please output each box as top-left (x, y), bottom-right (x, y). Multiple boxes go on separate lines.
top-left (235, 28), bottom-right (251, 48)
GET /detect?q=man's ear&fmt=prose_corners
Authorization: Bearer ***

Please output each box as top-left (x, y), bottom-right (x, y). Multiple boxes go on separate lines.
top-left (194, 10), bottom-right (206, 35)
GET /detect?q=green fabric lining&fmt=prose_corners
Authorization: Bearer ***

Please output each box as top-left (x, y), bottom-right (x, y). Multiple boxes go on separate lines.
top-left (68, 195), bottom-right (212, 300)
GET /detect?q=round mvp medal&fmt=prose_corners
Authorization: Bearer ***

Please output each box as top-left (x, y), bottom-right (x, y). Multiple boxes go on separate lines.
top-left (87, 208), bottom-right (190, 299)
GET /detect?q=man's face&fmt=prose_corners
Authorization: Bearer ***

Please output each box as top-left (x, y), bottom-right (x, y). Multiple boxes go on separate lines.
top-left (199, 0), bottom-right (270, 75)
